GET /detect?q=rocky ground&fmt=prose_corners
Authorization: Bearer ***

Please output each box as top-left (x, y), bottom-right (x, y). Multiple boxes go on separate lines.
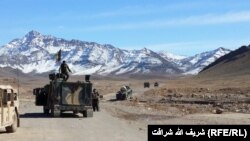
top-left (102, 86), bottom-right (250, 125)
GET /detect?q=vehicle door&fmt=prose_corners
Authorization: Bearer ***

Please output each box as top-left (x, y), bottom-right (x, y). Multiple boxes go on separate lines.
top-left (2, 89), bottom-right (12, 126)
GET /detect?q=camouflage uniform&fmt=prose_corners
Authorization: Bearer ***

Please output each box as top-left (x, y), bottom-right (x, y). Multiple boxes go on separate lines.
top-left (92, 89), bottom-right (100, 112)
top-left (59, 61), bottom-right (72, 81)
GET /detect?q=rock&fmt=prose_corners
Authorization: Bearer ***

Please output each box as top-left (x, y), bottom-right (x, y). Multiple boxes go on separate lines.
top-left (173, 93), bottom-right (177, 97)
top-left (235, 109), bottom-right (241, 113)
top-left (168, 89), bottom-right (173, 93)
top-left (212, 108), bottom-right (223, 114)
top-left (213, 103), bottom-right (223, 108)
top-left (242, 109), bottom-right (247, 113)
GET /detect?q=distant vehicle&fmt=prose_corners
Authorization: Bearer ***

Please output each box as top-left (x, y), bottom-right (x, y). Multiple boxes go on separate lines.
top-left (0, 85), bottom-right (20, 133)
top-left (154, 82), bottom-right (159, 87)
top-left (144, 82), bottom-right (150, 88)
top-left (116, 86), bottom-right (133, 100)
top-left (33, 73), bottom-right (93, 118)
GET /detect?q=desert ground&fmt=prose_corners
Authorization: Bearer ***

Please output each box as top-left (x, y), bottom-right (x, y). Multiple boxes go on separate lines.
top-left (1, 74), bottom-right (250, 141)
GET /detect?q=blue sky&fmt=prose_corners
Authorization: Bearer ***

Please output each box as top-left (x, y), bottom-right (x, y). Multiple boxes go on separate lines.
top-left (1, 0), bottom-right (250, 56)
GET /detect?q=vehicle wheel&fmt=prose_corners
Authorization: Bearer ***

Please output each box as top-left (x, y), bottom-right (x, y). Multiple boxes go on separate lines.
top-left (43, 107), bottom-right (50, 114)
top-left (123, 95), bottom-right (127, 100)
top-left (116, 94), bottom-right (120, 100)
top-left (82, 109), bottom-right (93, 118)
top-left (73, 111), bottom-right (79, 115)
top-left (51, 109), bottom-right (61, 117)
top-left (5, 112), bottom-right (18, 133)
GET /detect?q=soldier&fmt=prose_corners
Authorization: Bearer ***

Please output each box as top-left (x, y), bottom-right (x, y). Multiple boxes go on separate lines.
top-left (59, 60), bottom-right (72, 81)
top-left (92, 89), bottom-right (100, 112)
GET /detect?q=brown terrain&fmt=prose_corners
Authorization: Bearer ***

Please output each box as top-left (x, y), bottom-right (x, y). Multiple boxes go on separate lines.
top-left (1, 46), bottom-right (250, 140)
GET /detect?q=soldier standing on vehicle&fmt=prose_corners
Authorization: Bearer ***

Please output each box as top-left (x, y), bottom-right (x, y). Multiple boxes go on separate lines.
top-left (92, 89), bottom-right (100, 112)
top-left (59, 60), bottom-right (72, 81)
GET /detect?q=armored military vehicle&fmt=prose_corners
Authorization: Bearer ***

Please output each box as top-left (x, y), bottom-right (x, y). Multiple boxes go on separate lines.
top-left (33, 73), bottom-right (93, 117)
top-left (154, 82), bottom-right (159, 87)
top-left (116, 86), bottom-right (132, 100)
top-left (0, 85), bottom-right (20, 133)
top-left (144, 82), bottom-right (150, 88)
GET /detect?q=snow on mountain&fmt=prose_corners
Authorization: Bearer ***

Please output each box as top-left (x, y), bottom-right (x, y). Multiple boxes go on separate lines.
top-left (0, 31), bottom-right (232, 75)
top-left (0, 31), bottom-right (182, 75)
top-left (181, 47), bottom-right (231, 74)
top-left (157, 48), bottom-right (231, 75)
top-left (158, 51), bottom-right (187, 61)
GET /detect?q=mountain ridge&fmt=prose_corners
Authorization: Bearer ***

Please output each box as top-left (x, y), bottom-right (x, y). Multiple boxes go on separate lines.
top-left (0, 30), bottom-right (231, 75)
top-left (199, 45), bottom-right (250, 77)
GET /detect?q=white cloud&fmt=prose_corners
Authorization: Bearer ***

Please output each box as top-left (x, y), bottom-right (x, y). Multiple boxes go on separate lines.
top-left (87, 2), bottom-right (203, 18)
top-left (82, 11), bottom-right (250, 31)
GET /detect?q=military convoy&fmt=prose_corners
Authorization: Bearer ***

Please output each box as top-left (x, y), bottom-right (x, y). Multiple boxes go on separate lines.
top-left (33, 73), bottom-right (93, 117)
top-left (116, 86), bottom-right (133, 100)
top-left (0, 85), bottom-right (20, 133)
top-left (144, 82), bottom-right (159, 88)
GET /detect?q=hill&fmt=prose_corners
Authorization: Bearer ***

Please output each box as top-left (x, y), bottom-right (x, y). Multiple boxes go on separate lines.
top-left (199, 45), bottom-right (250, 77)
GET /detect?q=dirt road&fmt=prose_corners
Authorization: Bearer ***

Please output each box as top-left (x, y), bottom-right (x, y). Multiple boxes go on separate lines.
top-left (0, 99), bottom-right (146, 141)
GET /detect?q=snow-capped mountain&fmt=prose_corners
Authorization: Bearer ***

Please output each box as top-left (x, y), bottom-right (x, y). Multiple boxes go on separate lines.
top-left (0, 31), bottom-right (231, 75)
top-left (0, 31), bottom-right (183, 75)
top-left (180, 47), bottom-right (231, 74)
top-left (156, 48), bottom-right (231, 74)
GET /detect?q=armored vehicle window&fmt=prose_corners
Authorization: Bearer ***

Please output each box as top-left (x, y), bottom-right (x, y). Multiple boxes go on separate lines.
top-left (125, 86), bottom-right (130, 89)
top-left (3, 93), bottom-right (8, 105)
top-left (13, 93), bottom-right (17, 100)
top-left (7, 93), bottom-right (11, 101)
top-left (120, 87), bottom-right (126, 92)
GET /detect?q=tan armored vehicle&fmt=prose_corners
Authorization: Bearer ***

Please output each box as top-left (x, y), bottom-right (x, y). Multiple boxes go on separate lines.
top-left (0, 85), bottom-right (20, 133)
